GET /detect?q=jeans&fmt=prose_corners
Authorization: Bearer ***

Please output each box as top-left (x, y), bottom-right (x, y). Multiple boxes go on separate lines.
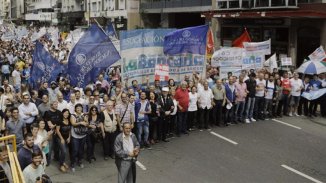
top-left (86, 133), bottom-right (96, 160)
top-left (149, 116), bottom-right (158, 141)
top-left (58, 137), bottom-right (69, 166)
top-left (212, 99), bottom-right (223, 126)
top-left (187, 111), bottom-right (197, 129)
top-left (264, 99), bottom-right (273, 118)
top-left (245, 97), bottom-right (255, 119)
top-left (137, 120), bottom-right (149, 146)
top-left (71, 136), bottom-right (86, 167)
top-left (168, 115), bottom-right (177, 135)
top-left (177, 112), bottom-right (187, 135)
top-left (103, 131), bottom-right (116, 157)
top-left (225, 103), bottom-right (235, 124)
top-left (254, 96), bottom-right (265, 120)
top-left (48, 135), bottom-right (59, 165)
top-left (298, 97), bottom-right (309, 116)
top-left (235, 101), bottom-right (246, 122)
top-left (200, 108), bottom-right (210, 129)
top-left (280, 94), bottom-right (290, 115)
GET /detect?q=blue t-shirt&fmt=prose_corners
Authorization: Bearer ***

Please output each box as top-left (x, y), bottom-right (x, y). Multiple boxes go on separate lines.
top-left (309, 80), bottom-right (322, 91)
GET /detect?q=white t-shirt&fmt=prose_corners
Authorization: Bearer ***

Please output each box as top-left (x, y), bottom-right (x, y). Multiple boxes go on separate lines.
top-left (265, 81), bottom-right (275, 100)
top-left (255, 79), bottom-right (266, 97)
top-left (290, 78), bottom-right (303, 96)
top-left (23, 164), bottom-right (45, 183)
top-left (188, 92), bottom-right (198, 112)
top-left (12, 70), bottom-right (21, 85)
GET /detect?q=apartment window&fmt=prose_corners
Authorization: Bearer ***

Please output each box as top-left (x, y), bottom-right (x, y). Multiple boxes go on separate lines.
top-left (92, 2), bottom-right (96, 11)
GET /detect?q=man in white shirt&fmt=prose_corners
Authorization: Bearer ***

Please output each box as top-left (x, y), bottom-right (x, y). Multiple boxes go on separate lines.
top-left (289, 72), bottom-right (303, 116)
top-left (67, 93), bottom-right (77, 114)
top-left (12, 65), bottom-right (21, 93)
top-left (18, 93), bottom-right (39, 132)
top-left (23, 150), bottom-right (45, 183)
top-left (57, 92), bottom-right (68, 111)
top-left (254, 73), bottom-right (266, 120)
top-left (198, 81), bottom-right (214, 130)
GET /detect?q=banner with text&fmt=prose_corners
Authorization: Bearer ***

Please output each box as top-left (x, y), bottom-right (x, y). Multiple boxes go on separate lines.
top-left (121, 29), bottom-right (206, 84)
top-left (243, 39), bottom-right (271, 55)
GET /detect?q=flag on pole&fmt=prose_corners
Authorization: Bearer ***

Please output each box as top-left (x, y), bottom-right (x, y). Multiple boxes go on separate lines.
top-left (30, 41), bottom-right (62, 88)
top-left (105, 22), bottom-right (118, 40)
top-left (206, 28), bottom-right (215, 59)
top-left (264, 53), bottom-right (278, 73)
top-left (308, 46), bottom-right (326, 61)
top-left (164, 25), bottom-right (209, 55)
top-left (232, 28), bottom-right (251, 48)
top-left (67, 24), bottom-right (121, 88)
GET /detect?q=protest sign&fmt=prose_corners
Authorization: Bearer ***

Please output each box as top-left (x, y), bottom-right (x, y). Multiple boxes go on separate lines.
top-left (211, 47), bottom-right (243, 67)
top-left (219, 67), bottom-right (242, 79)
top-left (243, 39), bottom-right (271, 55)
top-left (281, 57), bottom-right (292, 66)
top-left (242, 54), bottom-right (265, 70)
top-left (155, 64), bottom-right (169, 81)
top-left (308, 46), bottom-right (326, 61)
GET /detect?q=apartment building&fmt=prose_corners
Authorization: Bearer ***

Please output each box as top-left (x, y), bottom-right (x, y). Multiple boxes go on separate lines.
top-left (0, 0), bottom-right (10, 19)
top-left (24, 0), bottom-right (60, 24)
top-left (208, 0), bottom-right (326, 66)
top-left (139, 0), bottom-right (212, 28)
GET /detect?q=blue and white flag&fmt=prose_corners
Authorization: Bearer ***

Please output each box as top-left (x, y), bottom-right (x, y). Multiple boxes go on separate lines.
top-left (30, 41), bottom-right (62, 88)
top-left (163, 25), bottom-right (209, 55)
top-left (105, 22), bottom-right (117, 40)
top-left (68, 24), bottom-right (121, 88)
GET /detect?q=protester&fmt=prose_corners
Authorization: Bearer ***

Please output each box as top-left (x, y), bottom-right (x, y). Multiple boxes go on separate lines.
top-left (0, 144), bottom-right (13, 183)
top-left (198, 81), bottom-right (214, 130)
top-left (174, 82), bottom-right (189, 135)
top-left (114, 123), bottom-right (140, 183)
top-left (135, 92), bottom-right (151, 148)
top-left (18, 133), bottom-right (42, 170)
top-left (157, 87), bottom-right (174, 140)
top-left (23, 150), bottom-right (45, 183)
top-left (86, 105), bottom-right (101, 162)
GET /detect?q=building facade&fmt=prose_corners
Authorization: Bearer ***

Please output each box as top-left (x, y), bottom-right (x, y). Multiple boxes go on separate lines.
top-left (0, 0), bottom-right (10, 19)
top-left (10, 0), bottom-right (24, 20)
top-left (139, 0), bottom-right (212, 28)
top-left (24, 0), bottom-right (61, 25)
top-left (208, 0), bottom-right (326, 67)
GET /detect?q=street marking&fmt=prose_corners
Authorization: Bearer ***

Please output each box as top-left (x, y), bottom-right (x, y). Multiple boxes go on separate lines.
top-left (210, 131), bottom-right (238, 145)
top-left (281, 164), bottom-right (323, 183)
top-left (272, 119), bottom-right (302, 130)
top-left (136, 161), bottom-right (147, 171)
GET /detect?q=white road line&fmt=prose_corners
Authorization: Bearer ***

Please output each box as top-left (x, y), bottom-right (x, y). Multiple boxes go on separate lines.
top-left (281, 164), bottom-right (323, 183)
top-left (210, 131), bottom-right (238, 145)
top-left (272, 119), bottom-right (302, 130)
top-left (136, 161), bottom-right (147, 171)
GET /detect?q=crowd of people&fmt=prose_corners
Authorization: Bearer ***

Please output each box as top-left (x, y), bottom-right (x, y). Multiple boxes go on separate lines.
top-left (1, 25), bottom-right (326, 183)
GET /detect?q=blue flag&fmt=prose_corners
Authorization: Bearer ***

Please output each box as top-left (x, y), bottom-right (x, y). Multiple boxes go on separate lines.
top-left (163, 25), bottom-right (209, 55)
top-left (68, 24), bottom-right (121, 88)
top-left (30, 41), bottom-right (62, 88)
top-left (105, 22), bottom-right (117, 39)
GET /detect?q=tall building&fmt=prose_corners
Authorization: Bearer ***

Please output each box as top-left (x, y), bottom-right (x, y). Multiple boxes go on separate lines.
top-left (139, 0), bottom-right (212, 28)
top-left (0, 0), bottom-right (10, 19)
top-left (208, 0), bottom-right (326, 67)
top-left (24, 0), bottom-right (61, 24)
top-left (10, 0), bottom-right (24, 20)
top-left (88, 0), bottom-right (140, 31)
top-left (60, 0), bottom-right (86, 28)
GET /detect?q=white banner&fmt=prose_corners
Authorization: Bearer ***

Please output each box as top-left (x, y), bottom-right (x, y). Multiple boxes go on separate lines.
top-left (219, 67), bottom-right (242, 79)
top-left (211, 47), bottom-right (243, 67)
top-left (244, 39), bottom-right (271, 55)
top-left (242, 54), bottom-right (265, 70)
top-left (281, 57), bottom-right (292, 66)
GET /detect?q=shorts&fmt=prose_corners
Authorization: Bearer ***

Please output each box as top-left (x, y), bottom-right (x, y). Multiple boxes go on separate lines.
top-left (290, 96), bottom-right (300, 106)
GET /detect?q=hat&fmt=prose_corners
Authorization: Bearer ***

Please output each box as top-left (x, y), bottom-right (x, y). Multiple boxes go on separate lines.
top-left (226, 103), bottom-right (233, 110)
top-left (96, 81), bottom-right (102, 85)
top-left (50, 81), bottom-right (57, 85)
top-left (162, 87), bottom-right (169, 92)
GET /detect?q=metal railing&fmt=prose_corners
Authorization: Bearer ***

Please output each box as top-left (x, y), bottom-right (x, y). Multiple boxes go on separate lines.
top-left (0, 135), bottom-right (25, 183)
top-left (140, 0), bottom-right (212, 9)
top-left (215, 0), bottom-right (299, 9)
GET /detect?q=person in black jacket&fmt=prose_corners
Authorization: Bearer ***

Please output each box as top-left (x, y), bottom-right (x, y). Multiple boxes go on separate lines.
top-left (244, 73), bottom-right (257, 123)
top-left (157, 87), bottom-right (174, 142)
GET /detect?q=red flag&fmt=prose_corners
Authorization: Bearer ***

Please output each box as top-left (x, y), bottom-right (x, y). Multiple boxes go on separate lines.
top-left (232, 28), bottom-right (251, 48)
top-left (206, 28), bottom-right (214, 59)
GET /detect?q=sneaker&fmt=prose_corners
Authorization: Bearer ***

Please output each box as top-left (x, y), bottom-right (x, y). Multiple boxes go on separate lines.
top-left (250, 118), bottom-right (256, 122)
top-left (289, 113), bottom-right (293, 117)
top-left (79, 163), bottom-right (84, 169)
top-left (71, 167), bottom-right (75, 173)
top-left (265, 118), bottom-right (269, 120)
top-left (245, 119), bottom-right (250, 123)
top-left (294, 113), bottom-right (300, 117)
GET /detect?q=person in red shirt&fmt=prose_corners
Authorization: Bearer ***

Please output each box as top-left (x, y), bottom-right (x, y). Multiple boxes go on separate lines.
top-left (279, 72), bottom-right (291, 116)
top-left (174, 81), bottom-right (189, 136)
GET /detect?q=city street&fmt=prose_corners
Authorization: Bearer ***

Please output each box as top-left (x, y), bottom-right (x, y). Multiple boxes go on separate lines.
top-left (47, 116), bottom-right (326, 183)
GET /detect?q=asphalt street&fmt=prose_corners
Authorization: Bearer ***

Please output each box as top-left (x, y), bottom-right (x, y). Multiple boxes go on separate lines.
top-left (47, 116), bottom-right (326, 183)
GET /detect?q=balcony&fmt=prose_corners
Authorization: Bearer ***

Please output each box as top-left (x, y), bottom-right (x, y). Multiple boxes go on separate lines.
top-left (216, 0), bottom-right (298, 10)
top-left (140, 0), bottom-right (212, 11)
